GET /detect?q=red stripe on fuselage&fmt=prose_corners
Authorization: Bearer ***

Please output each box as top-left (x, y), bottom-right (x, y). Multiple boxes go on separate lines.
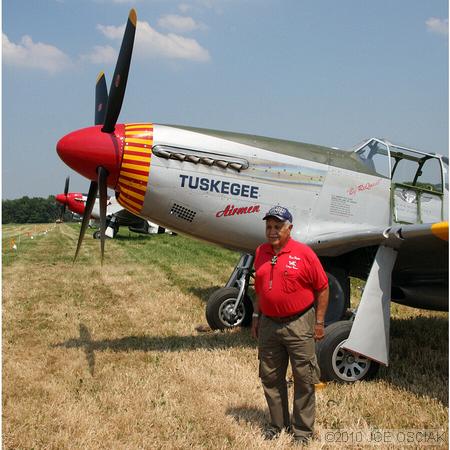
top-left (122, 158), bottom-right (151, 168)
top-left (117, 182), bottom-right (146, 197)
top-left (124, 150), bottom-right (152, 158)
top-left (120, 167), bottom-right (149, 177)
top-left (118, 174), bottom-right (148, 187)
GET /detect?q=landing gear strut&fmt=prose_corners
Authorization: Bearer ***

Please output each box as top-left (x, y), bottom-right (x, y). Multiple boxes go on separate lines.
top-left (205, 253), bottom-right (254, 330)
top-left (93, 217), bottom-right (119, 239)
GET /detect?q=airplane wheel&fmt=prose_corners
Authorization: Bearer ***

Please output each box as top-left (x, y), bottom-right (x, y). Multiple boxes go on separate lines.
top-left (206, 287), bottom-right (253, 330)
top-left (316, 321), bottom-right (379, 382)
top-left (93, 230), bottom-right (101, 239)
top-left (157, 227), bottom-right (165, 234)
top-left (324, 269), bottom-right (349, 326)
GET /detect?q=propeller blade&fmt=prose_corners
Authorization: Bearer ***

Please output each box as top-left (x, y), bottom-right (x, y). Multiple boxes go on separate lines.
top-left (64, 176), bottom-right (70, 196)
top-left (95, 72), bottom-right (108, 126)
top-left (101, 9), bottom-right (137, 133)
top-left (74, 180), bottom-right (98, 262)
top-left (58, 176), bottom-right (70, 220)
top-left (98, 166), bottom-right (108, 264)
top-left (59, 203), bottom-right (66, 221)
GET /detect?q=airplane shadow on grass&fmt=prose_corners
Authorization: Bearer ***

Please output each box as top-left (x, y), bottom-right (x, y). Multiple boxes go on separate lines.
top-left (51, 315), bottom-right (448, 406)
top-left (52, 323), bottom-right (256, 376)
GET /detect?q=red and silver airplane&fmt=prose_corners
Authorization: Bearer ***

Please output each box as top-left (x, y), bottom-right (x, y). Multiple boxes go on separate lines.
top-left (56, 9), bottom-right (448, 383)
top-left (55, 177), bottom-right (166, 237)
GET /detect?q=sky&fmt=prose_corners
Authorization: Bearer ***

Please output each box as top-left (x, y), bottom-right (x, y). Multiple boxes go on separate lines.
top-left (2, 0), bottom-right (449, 199)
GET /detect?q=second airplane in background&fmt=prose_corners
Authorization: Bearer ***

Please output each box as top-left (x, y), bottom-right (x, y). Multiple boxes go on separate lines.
top-left (55, 177), bottom-right (166, 238)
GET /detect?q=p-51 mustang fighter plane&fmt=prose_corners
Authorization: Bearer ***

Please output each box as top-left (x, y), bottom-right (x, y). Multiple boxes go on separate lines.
top-left (56, 9), bottom-right (448, 383)
top-left (55, 176), bottom-right (166, 238)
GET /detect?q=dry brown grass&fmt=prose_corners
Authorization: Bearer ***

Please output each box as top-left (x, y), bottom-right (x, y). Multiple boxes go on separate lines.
top-left (3, 224), bottom-right (448, 449)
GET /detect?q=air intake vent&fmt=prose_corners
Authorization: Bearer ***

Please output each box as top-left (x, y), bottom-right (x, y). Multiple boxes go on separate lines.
top-left (170, 203), bottom-right (197, 222)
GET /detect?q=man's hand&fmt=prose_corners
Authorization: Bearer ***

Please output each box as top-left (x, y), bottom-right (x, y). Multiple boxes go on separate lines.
top-left (251, 317), bottom-right (259, 339)
top-left (314, 323), bottom-right (325, 341)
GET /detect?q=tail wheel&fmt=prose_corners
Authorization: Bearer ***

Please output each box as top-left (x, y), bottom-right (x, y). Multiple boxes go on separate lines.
top-left (205, 287), bottom-right (253, 330)
top-left (316, 321), bottom-right (380, 382)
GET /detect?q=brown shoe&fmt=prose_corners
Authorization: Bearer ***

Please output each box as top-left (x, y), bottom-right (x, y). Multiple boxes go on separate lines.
top-left (263, 426), bottom-right (281, 440)
top-left (293, 436), bottom-right (311, 446)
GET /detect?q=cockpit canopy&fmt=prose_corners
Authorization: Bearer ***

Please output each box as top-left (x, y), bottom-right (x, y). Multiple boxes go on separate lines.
top-left (352, 138), bottom-right (446, 193)
top-left (352, 138), bottom-right (447, 223)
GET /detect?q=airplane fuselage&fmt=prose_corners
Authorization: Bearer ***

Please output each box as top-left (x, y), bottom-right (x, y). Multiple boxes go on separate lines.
top-left (122, 124), bottom-right (391, 251)
top-left (115, 123), bottom-right (448, 312)
top-left (58, 122), bottom-right (448, 312)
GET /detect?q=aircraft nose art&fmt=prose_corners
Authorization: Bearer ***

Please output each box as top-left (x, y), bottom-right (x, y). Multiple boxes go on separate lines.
top-left (115, 123), bottom-right (153, 215)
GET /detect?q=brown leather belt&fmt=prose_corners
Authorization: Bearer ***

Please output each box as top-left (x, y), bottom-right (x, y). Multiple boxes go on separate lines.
top-left (265, 304), bottom-right (314, 324)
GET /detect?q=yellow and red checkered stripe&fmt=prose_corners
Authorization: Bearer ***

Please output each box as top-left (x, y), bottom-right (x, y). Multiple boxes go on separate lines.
top-left (117, 123), bottom-right (153, 215)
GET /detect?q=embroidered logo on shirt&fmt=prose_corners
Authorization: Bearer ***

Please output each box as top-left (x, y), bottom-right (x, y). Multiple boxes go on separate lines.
top-left (286, 255), bottom-right (302, 270)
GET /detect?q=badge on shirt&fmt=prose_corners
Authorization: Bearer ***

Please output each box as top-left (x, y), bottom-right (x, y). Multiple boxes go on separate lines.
top-left (286, 255), bottom-right (301, 270)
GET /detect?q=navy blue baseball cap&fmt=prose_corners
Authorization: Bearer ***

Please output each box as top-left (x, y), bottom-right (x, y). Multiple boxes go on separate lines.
top-left (263, 206), bottom-right (293, 223)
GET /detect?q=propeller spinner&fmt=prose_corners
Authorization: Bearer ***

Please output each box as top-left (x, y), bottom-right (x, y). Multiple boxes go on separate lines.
top-left (57, 9), bottom-right (137, 263)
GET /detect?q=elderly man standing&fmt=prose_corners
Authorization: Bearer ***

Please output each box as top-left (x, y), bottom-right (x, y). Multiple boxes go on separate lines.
top-left (252, 206), bottom-right (329, 445)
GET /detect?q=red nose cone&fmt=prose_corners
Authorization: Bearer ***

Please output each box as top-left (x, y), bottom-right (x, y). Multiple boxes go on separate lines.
top-left (56, 125), bottom-right (124, 189)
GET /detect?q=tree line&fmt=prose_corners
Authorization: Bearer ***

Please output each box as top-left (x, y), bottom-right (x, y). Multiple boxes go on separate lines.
top-left (2, 196), bottom-right (71, 224)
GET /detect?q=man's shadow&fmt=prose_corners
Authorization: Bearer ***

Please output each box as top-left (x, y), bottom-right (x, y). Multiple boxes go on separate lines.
top-left (226, 406), bottom-right (267, 432)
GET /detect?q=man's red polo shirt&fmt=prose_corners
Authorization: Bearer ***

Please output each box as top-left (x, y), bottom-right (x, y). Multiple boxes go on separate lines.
top-left (254, 238), bottom-right (328, 317)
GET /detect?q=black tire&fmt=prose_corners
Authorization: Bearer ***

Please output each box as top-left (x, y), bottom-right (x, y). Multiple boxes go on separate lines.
top-left (324, 268), bottom-right (350, 326)
top-left (205, 287), bottom-right (253, 330)
top-left (93, 230), bottom-right (101, 239)
top-left (157, 227), bottom-right (165, 234)
top-left (316, 321), bottom-right (379, 382)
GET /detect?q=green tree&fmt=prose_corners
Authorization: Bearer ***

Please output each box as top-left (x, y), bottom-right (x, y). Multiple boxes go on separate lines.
top-left (2, 196), bottom-right (62, 223)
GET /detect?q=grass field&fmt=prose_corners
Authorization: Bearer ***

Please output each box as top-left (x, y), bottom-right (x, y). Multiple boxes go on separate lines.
top-left (3, 224), bottom-right (448, 449)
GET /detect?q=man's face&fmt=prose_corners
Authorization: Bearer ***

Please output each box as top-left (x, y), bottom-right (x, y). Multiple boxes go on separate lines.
top-left (265, 217), bottom-right (292, 249)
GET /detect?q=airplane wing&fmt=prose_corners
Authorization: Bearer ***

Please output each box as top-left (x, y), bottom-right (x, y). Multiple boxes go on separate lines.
top-left (112, 207), bottom-right (145, 227)
top-left (306, 222), bottom-right (448, 257)
top-left (108, 205), bottom-right (165, 235)
top-left (308, 221), bottom-right (448, 311)
top-left (312, 221), bottom-right (448, 366)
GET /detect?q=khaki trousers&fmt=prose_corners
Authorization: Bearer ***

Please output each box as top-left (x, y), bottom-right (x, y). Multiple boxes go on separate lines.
top-left (258, 308), bottom-right (320, 439)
